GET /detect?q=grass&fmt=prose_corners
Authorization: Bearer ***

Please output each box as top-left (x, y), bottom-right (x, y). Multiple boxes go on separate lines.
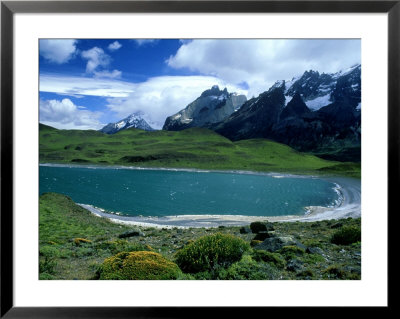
top-left (39, 193), bottom-right (361, 280)
top-left (39, 124), bottom-right (360, 178)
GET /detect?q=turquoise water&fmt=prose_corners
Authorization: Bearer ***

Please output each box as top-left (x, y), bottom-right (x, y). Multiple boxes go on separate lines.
top-left (39, 165), bottom-right (341, 217)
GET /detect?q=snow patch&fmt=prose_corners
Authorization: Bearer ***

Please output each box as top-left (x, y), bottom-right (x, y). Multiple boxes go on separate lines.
top-left (305, 93), bottom-right (331, 111)
top-left (284, 95), bottom-right (292, 106)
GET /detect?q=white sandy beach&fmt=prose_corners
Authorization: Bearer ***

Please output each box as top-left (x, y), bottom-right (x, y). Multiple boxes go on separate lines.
top-left (78, 175), bottom-right (361, 228)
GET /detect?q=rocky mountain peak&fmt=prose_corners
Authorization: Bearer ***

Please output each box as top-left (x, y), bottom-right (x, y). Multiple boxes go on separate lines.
top-left (100, 112), bottom-right (154, 134)
top-left (163, 86), bottom-right (247, 131)
top-left (200, 85), bottom-right (228, 98)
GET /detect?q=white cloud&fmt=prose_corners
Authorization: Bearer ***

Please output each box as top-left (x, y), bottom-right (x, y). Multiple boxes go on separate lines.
top-left (93, 69), bottom-right (122, 79)
top-left (108, 41), bottom-right (122, 51)
top-left (40, 74), bottom-right (134, 98)
top-left (40, 73), bottom-right (247, 130)
top-left (167, 39), bottom-right (361, 98)
top-left (135, 39), bottom-right (158, 46)
top-left (39, 39), bottom-right (77, 64)
top-left (81, 47), bottom-right (111, 73)
top-left (106, 76), bottom-right (247, 129)
top-left (39, 98), bottom-right (105, 130)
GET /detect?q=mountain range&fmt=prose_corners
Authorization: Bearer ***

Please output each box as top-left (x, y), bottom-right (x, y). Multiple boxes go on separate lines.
top-left (164, 64), bottom-right (361, 162)
top-left (211, 64), bottom-right (361, 162)
top-left (98, 64), bottom-right (361, 162)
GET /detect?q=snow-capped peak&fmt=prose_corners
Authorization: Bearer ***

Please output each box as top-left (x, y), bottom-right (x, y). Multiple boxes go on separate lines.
top-left (100, 112), bottom-right (154, 134)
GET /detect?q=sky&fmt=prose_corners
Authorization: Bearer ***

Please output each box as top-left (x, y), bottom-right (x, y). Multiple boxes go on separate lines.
top-left (39, 39), bottom-right (360, 130)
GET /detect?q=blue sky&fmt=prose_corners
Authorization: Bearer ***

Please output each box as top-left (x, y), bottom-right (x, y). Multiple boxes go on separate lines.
top-left (39, 39), bottom-right (360, 130)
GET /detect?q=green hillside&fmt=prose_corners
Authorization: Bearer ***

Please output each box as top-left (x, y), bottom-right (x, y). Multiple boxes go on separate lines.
top-left (39, 124), bottom-right (360, 177)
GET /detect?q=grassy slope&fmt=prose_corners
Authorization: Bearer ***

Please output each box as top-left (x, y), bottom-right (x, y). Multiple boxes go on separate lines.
top-left (39, 124), bottom-right (360, 177)
top-left (39, 193), bottom-right (361, 280)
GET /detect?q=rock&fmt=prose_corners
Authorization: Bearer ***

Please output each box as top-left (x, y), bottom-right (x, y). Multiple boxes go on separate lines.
top-left (118, 228), bottom-right (144, 238)
top-left (253, 231), bottom-right (272, 241)
top-left (254, 236), bottom-right (297, 252)
top-left (287, 259), bottom-right (304, 272)
top-left (250, 221), bottom-right (274, 233)
top-left (239, 226), bottom-right (251, 234)
top-left (306, 247), bottom-right (324, 255)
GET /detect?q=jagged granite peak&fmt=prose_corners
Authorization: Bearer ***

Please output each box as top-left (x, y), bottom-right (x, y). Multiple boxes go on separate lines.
top-left (211, 65), bottom-right (361, 162)
top-left (200, 85), bottom-right (229, 98)
top-left (100, 113), bottom-right (154, 134)
top-left (163, 85), bottom-right (247, 131)
top-left (284, 64), bottom-right (361, 111)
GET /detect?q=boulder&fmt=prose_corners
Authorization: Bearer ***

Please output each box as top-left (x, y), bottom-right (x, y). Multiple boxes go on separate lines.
top-left (239, 226), bottom-right (251, 234)
top-left (118, 228), bottom-right (144, 238)
top-left (253, 231), bottom-right (272, 241)
top-left (254, 236), bottom-right (306, 252)
top-left (250, 221), bottom-right (275, 233)
top-left (287, 259), bottom-right (304, 272)
top-left (253, 236), bottom-right (297, 252)
top-left (306, 246), bottom-right (324, 255)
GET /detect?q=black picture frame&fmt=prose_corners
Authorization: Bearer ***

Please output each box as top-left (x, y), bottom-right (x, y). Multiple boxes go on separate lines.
top-left (1, 0), bottom-right (395, 317)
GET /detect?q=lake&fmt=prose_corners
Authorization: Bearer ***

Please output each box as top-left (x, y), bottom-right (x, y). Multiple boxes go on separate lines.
top-left (39, 165), bottom-right (342, 217)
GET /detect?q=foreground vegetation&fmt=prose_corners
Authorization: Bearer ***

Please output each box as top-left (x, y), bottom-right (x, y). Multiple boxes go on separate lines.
top-left (39, 124), bottom-right (360, 178)
top-left (39, 193), bottom-right (361, 280)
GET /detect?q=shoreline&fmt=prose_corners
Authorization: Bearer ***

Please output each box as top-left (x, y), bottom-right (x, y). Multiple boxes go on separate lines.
top-left (78, 176), bottom-right (361, 228)
top-left (40, 162), bottom-right (356, 180)
top-left (40, 163), bottom-right (360, 228)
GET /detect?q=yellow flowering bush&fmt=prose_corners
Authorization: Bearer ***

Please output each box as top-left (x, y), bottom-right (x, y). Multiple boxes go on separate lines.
top-left (98, 251), bottom-right (182, 280)
top-left (73, 238), bottom-right (92, 246)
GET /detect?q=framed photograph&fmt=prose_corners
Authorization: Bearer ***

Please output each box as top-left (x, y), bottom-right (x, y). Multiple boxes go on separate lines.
top-left (1, 0), bottom-right (395, 316)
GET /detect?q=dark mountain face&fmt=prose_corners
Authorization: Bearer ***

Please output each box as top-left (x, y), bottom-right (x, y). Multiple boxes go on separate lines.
top-left (212, 65), bottom-right (361, 162)
top-left (162, 85), bottom-right (247, 131)
top-left (279, 92), bottom-right (310, 120)
top-left (213, 85), bottom-right (285, 141)
top-left (330, 66), bottom-right (361, 107)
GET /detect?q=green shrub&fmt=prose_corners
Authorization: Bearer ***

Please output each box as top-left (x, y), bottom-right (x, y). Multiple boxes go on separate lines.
top-left (251, 250), bottom-right (286, 268)
top-left (39, 256), bottom-right (57, 275)
top-left (331, 225), bottom-right (361, 245)
top-left (302, 239), bottom-right (322, 248)
top-left (250, 239), bottom-right (263, 247)
top-left (322, 264), bottom-right (347, 279)
top-left (95, 239), bottom-right (150, 255)
top-left (218, 255), bottom-right (281, 280)
top-left (39, 273), bottom-right (55, 280)
top-left (175, 233), bottom-right (250, 273)
top-left (279, 245), bottom-right (305, 259)
top-left (74, 247), bottom-right (95, 257)
top-left (97, 251), bottom-right (182, 280)
top-left (296, 269), bottom-right (315, 279)
top-left (39, 245), bottom-right (61, 258)
top-left (322, 264), bottom-right (361, 280)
